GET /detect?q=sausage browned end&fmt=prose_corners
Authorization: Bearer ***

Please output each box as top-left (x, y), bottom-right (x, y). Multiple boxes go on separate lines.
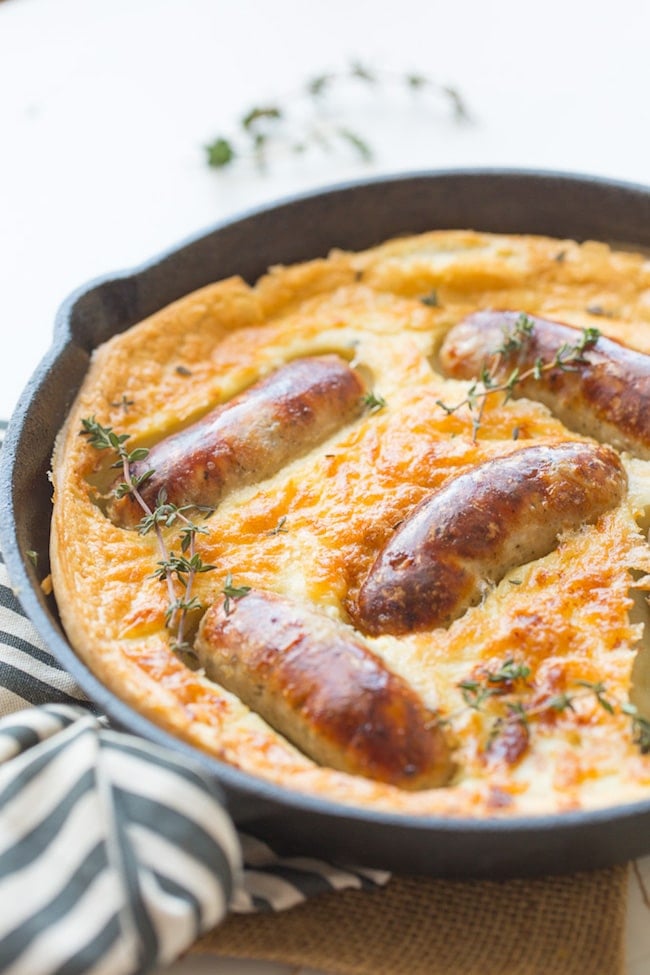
top-left (195, 589), bottom-right (454, 790)
top-left (112, 355), bottom-right (366, 523)
top-left (354, 442), bottom-right (627, 636)
top-left (438, 311), bottom-right (650, 459)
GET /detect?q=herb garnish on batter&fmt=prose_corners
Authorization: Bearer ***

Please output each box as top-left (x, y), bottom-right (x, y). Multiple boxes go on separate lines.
top-left (452, 658), bottom-right (650, 759)
top-left (436, 313), bottom-right (601, 440)
top-left (80, 417), bottom-right (216, 656)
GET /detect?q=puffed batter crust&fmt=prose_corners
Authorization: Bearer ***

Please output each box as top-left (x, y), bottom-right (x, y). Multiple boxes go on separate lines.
top-left (50, 230), bottom-right (650, 816)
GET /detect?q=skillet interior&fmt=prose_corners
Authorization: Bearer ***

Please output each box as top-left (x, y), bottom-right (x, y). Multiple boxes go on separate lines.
top-left (3, 169), bottom-right (650, 878)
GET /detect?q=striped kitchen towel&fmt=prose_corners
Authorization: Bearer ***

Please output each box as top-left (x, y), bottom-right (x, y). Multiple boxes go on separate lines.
top-left (0, 421), bottom-right (389, 975)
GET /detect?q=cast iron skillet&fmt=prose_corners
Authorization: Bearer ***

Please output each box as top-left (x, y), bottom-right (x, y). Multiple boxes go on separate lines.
top-left (3, 169), bottom-right (650, 879)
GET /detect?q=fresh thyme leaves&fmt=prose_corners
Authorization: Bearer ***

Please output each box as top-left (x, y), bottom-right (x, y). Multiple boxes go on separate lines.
top-left (362, 391), bottom-right (387, 413)
top-left (242, 105), bottom-right (283, 130)
top-left (80, 416), bottom-right (128, 451)
top-left (575, 679), bottom-right (616, 714)
top-left (632, 716), bottom-right (650, 754)
top-left (458, 679), bottom-right (495, 711)
top-left (458, 658), bottom-right (531, 710)
top-left (573, 325), bottom-right (602, 350)
top-left (546, 692), bottom-right (576, 713)
top-left (622, 703), bottom-right (650, 754)
top-left (80, 416), bottom-right (154, 501)
top-left (80, 417), bottom-right (217, 654)
top-left (165, 595), bottom-right (203, 624)
top-left (420, 290), bottom-right (439, 307)
top-left (205, 137), bottom-right (235, 169)
top-left (222, 573), bottom-right (252, 616)
top-left (267, 515), bottom-right (288, 536)
top-left (307, 73), bottom-right (331, 98)
top-left (436, 314), bottom-right (601, 441)
top-left (507, 701), bottom-right (529, 726)
top-left (109, 394), bottom-right (135, 412)
top-left (488, 659), bottom-right (532, 684)
top-left (336, 127), bottom-right (373, 162)
top-left (205, 61), bottom-right (470, 173)
top-left (137, 492), bottom-right (214, 552)
top-left (152, 551), bottom-right (216, 583)
top-left (452, 660), bottom-right (650, 758)
top-left (586, 304), bottom-right (615, 318)
top-left (440, 84), bottom-right (471, 123)
top-left (491, 312), bottom-right (535, 358)
top-left (25, 550), bottom-right (38, 568)
top-left (349, 59), bottom-right (377, 84)
top-left (486, 700), bottom-right (531, 763)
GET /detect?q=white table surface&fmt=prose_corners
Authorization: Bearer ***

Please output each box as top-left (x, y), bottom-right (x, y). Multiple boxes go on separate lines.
top-left (1, 0), bottom-right (649, 972)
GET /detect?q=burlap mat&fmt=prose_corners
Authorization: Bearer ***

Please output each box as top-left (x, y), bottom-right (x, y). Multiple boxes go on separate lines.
top-left (193, 865), bottom-right (628, 975)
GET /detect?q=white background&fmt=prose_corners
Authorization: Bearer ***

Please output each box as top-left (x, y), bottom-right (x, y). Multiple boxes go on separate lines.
top-left (1, 1), bottom-right (649, 972)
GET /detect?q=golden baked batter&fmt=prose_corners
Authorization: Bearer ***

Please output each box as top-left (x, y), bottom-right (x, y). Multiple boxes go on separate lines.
top-left (50, 230), bottom-right (650, 815)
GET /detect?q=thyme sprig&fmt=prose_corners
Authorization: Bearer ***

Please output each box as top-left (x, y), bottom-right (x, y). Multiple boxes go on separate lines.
top-left (267, 515), bottom-right (288, 536)
top-left (80, 417), bottom-right (216, 654)
top-left (362, 391), bottom-right (387, 414)
top-left (205, 60), bottom-right (470, 173)
top-left (420, 290), bottom-right (439, 308)
top-left (458, 657), bottom-right (532, 710)
top-left (622, 702), bottom-right (650, 754)
top-left (451, 657), bottom-right (648, 758)
top-left (436, 313), bottom-right (601, 440)
top-left (222, 573), bottom-right (252, 616)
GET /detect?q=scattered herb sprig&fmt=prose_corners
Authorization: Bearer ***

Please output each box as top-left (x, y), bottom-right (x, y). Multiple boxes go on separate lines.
top-left (451, 657), bottom-right (650, 758)
top-left (222, 573), bottom-right (252, 616)
top-left (205, 60), bottom-right (470, 173)
top-left (420, 290), bottom-right (440, 308)
top-left (362, 391), bottom-right (387, 414)
top-left (622, 702), bottom-right (650, 754)
top-left (437, 313), bottom-right (601, 441)
top-left (459, 657), bottom-right (532, 711)
top-left (80, 417), bottom-right (218, 654)
top-left (267, 515), bottom-right (288, 536)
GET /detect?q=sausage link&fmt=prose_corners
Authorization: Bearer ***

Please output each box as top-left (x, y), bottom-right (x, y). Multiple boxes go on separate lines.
top-left (112, 355), bottom-right (365, 522)
top-left (354, 442), bottom-right (627, 636)
top-left (195, 589), bottom-right (454, 790)
top-left (438, 311), bottom-right (650, 458)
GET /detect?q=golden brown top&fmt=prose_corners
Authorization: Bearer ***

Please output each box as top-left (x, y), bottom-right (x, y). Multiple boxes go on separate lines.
top-left (49, 229), bottom-right (650, 817)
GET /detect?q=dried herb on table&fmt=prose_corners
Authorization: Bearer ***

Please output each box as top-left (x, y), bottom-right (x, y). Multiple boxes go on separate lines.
top-left (205, 60), bottom-right (471, 173)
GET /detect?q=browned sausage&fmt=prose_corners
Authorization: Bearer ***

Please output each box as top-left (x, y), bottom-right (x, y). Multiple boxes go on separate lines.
top-left (195, 589), bottom-right (454, 790)
top-left (354, 442), bottom-right (627, 636)
top-left (438, 310), bottom-right (650, 458)
top-left (112, 355), bottom-right (366, 523)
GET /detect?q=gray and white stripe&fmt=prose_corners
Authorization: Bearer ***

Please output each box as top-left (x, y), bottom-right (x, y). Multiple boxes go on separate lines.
top-left (0, 559), bottom-right (91, 715)
top-left (233, 833), bottom-right (390, 913)
top-left (0, 705), bottom-right (241, 973)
